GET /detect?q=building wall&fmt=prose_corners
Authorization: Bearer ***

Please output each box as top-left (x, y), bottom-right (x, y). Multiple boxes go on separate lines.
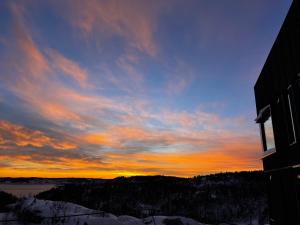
top-left (254, 1), bottom-right (300, 224)
top-left (254, 0), bottom-right (300, 171)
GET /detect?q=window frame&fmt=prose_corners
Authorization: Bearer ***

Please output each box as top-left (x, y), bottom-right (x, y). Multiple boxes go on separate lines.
top-left (287, 85), bottom-right (297, 146)
top-left (257, 105), bottom-right (276, 156)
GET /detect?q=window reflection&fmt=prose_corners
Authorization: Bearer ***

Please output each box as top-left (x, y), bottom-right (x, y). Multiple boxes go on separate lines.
top-left (264, 116), bottom-right (275, 151)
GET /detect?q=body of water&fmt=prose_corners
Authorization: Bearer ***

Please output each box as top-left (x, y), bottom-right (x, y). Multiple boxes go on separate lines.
top-left (0, 184), bottom-right (55, 197)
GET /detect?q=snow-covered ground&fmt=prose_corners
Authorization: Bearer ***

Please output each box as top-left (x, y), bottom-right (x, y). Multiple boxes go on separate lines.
top-left (0, 198), bottom-right (208, 225)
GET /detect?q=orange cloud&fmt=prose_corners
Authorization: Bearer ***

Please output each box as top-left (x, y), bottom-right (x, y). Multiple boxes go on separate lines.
top-left (0, 132), bottom-right (261, 178)
top-left (40, 102), bottom-right (83, 125)
top-left (83, 133), bottom-right (115, 147)
top-left (2, 3), bottom-right (99, 130)
top-left (0, 136), bottom-right (6, 145)
top-left (110, 126), bottom-right (149, 141)
top-left (0, 120), bottom-right (77, 150)
top-left (50, 142), bottom-right (78, 151)
top-left (3, 5), bottom-right (86, 128)
top-left (5, 1), bottom-right (154, 131)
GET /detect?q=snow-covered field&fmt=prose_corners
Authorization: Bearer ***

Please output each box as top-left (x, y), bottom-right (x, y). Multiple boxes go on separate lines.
top-left (0, 198), bottom-right (208, 225)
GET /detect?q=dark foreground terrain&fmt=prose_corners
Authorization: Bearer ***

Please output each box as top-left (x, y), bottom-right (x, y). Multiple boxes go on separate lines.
top-left (31, 171), bottom-right (268, 224)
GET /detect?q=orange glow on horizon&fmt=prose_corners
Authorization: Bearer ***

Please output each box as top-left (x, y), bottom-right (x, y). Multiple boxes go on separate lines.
top-left (0, 141), bottom-right (262, 178)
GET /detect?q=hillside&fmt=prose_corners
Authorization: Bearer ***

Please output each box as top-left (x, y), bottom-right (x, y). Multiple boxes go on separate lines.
top-left (36, 171), bottom-right (268, 225)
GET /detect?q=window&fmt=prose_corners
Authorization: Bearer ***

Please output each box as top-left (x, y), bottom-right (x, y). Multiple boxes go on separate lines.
top-left (286, 85), bottom-right (297, 145)
top-left (256, 105), bottom-right (276, 153)
top-left (263, 115), bottom-right (276, 150)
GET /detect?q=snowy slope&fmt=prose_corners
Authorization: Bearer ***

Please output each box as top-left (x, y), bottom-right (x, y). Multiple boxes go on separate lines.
top-left (2, 198), bottom-right (207, 225)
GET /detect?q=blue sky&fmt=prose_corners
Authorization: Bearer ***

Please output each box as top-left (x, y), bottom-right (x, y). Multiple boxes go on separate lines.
top-left (0, 0), bottom-right (292, 177)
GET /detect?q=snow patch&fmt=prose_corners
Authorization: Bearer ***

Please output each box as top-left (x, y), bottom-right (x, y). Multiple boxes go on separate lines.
top-left (2, 198), bottom-right (206, 225)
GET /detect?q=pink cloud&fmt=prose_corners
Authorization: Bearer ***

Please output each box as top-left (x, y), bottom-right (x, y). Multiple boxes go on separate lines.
top-left (2, 3), bottom-right (96, 128)
top-left (10, 3), bottom-right (49, 80)
top-left (166, 59), bottom-right (194, 95)
top-left (46, 48), bottom-right (90, 88)
top-left (62, 0), bottom-right (165, 56)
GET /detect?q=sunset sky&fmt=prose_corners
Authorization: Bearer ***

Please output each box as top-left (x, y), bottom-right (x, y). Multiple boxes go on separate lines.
top-left (0, 0), bottom-right (292, 178)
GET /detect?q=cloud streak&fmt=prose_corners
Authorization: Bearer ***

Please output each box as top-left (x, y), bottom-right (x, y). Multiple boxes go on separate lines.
top-left (63, 0), bottom-right (163, 56)
top-left (0, 120), bottom-right (76, 150)
top-left (0, 0), bottom-right (273, 178)
top-left (46, 48), bottom-right (90, 88)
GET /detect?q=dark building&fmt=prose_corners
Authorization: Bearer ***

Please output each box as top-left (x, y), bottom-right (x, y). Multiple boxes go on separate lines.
top-left (254, 1), bottom-right (300, 224)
